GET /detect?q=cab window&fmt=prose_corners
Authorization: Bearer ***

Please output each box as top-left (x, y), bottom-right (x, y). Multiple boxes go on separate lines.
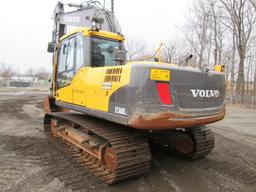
top-left (75, 35), bottom-right (84, 72)
top-left (91, 37), bottom-right (121, 67)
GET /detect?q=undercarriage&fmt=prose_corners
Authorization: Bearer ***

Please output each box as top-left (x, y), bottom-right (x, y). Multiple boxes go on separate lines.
top-left (44, 112), bottom-right (215, 184)
top-left (44, 112), bottom-right (151, 184)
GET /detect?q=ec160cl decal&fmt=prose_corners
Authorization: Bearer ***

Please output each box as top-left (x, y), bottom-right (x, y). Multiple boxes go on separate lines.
top-left (190, 89), bottom-right (220, 98)
top-left (114, 106), bottom-right (128, 116)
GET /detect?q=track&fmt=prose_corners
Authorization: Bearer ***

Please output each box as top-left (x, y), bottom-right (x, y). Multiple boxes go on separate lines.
top-left (190, 126), bottom-right (215, 160)
top-left (44, 112), bottom-right (152, 184)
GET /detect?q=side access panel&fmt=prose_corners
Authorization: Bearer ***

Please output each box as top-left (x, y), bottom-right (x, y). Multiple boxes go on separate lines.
top-left (86, 68), bottom-right (104, 110)
top-left (56, 85), bottom-right (73, 104)
top-left (72, 67), bottom-right (88, 106)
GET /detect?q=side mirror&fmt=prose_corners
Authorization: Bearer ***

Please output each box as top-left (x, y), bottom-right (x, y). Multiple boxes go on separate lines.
top-left (47, 42), bottom-right (55, 53)
top-left (113, 49), bottom-right (126, 65)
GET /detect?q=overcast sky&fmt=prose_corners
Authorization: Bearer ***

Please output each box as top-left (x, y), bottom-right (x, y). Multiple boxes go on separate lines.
top-left (0, 0), bottom-right (191, 73)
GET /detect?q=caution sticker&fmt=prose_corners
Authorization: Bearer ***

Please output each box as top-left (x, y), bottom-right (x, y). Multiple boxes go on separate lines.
top-left (150, 69), bottom-right (170, 82)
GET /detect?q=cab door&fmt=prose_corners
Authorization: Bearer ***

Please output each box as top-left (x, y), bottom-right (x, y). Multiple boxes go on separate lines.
top-left (56, 37), bottom-right (75, 103)
top-left (72, 34), bottom-right (88, 106)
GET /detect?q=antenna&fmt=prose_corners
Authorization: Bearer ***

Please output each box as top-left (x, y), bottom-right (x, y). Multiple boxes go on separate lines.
top-left (111, 0), bottom-right (114, 13)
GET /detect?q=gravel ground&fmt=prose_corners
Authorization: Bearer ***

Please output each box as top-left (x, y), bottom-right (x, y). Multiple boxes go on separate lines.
top-left (0, 88), bottom-right (255, 192)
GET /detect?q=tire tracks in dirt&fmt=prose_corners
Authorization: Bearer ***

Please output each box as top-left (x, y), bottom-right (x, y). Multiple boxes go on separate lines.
top-left (0, 134), bottom-right (106, 192)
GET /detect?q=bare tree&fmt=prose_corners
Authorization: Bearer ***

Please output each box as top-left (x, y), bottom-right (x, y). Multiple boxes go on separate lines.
top-left (249, 0), bottom-right (256, 97)
top-left (0, 62), bottom-right (3, 76)
top-left (230, 27), bottom-right (237, 103)
top-left (254, 64), bottom-right (256, 96)
top-left (0, 64), bottom-right (15, 79)
top-left (25, 68), bottom-right (36, 77)
top-left (184, 0), bottom-right (219, 68)
top-left (162, 41), bottom-right (178, 63)
top-left (192, 0), bottom-right (212, 67)
top-left (209, 0), bottom-right (226, 66)
top-left (35, 67), bottom-right (51, 80)
top-left (125, 39), bottom-right (146, 61)
top-left (249, 0), bottom-right (256, 11)
top-left (220, 0), bottom-right (256, 103)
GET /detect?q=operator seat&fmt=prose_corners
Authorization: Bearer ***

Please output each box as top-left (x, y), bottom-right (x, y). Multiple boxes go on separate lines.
top-left (91, 46), bottom-right (105, 67)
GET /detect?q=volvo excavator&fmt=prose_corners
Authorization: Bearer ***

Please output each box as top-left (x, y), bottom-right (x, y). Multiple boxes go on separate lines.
top-left (44, 1), bottom-right (226, 184)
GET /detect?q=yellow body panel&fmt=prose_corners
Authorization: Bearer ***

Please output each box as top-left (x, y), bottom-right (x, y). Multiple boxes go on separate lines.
top-left (100, 65), bottom-right (131, 111)
top-left (56, 65), bottom-right (131, 112)
top-left (56, 84), bottom-right (73, 103)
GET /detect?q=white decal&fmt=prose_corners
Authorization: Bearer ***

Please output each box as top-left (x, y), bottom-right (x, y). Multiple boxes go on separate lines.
top-left (101, 82), bottom-right (112, 90)
top-left (114, 107), bottom-right (127, 116)
top-left (190, 89), bottom-right (220, 98)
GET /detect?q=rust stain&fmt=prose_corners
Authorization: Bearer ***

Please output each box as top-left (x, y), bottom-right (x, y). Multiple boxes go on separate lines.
top-left (130, 108), bottom-right (225, 130)
top-left (44, 95), bottom-right (69, 113)
top-left (44, 95), bottom-right (52, 113)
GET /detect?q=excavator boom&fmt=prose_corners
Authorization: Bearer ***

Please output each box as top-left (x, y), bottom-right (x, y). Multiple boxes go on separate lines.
top-left (48, 1), bottom-right (121, 53)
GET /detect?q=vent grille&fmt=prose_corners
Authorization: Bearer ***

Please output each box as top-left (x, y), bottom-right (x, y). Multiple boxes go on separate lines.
top-left (110, 87), bottom-right (127, 103)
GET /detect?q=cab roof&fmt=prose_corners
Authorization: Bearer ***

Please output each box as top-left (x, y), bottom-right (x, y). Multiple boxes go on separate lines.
top-left (60, 27), bottom-right (124, 42)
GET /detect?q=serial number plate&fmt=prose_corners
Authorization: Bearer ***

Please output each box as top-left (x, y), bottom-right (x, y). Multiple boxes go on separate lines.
top-left (150, 69), bottom-right (170, 82)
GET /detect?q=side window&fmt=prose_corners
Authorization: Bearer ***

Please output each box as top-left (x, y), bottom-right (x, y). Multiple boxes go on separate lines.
top-left (58, 41), bottom-right (68, 73)
top-left (66, 38), bottom-right (75, 71)
top-left (91, 37), bottom-right (122, 67)
top-left (75, 35), bottom-right (84, 72)
top-left (57, 38), bottom-right (75, 88)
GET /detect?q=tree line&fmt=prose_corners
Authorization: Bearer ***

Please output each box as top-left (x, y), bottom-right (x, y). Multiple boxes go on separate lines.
top-left (0, 63), bottom-right (50, 80)
top-left (126, 0), bottom-right (256, 105)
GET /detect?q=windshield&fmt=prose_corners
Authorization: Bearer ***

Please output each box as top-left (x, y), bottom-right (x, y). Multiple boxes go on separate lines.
top-left (91, 37), bottom-right (122, 67)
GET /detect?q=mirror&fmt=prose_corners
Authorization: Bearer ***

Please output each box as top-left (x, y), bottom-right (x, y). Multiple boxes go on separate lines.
top-left (47, 42), bottom-right (55, 53)
top-left (113, 49), bottom-right (126, 62)
top-left (113, 49), bottom-right (126, 65)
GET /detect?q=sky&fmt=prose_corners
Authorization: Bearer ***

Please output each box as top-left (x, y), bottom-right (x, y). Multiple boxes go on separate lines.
top-left (0, 0), bottom-right (191, 73)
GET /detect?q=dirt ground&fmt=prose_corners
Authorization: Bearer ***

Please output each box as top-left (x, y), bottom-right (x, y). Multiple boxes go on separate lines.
top-left (0, 88), bottom-right (256, 192)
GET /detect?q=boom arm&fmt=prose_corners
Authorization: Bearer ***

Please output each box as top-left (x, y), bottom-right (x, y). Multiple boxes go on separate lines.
top-left (48, 1), bottom-right (122, 52)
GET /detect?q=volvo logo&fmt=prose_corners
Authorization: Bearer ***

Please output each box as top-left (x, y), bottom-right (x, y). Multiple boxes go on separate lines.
top-left (64, 16), bottom-right (80, 24)
top-left (190, 89), bottom-right (220, 98)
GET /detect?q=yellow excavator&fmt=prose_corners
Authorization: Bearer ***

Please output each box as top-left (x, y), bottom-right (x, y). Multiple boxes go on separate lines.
top-left (44, 1), bottom-right (226, 184)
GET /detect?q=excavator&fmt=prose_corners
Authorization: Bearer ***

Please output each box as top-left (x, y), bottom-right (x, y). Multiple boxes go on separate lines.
top-left (44, 1), bottom-right (226, 184)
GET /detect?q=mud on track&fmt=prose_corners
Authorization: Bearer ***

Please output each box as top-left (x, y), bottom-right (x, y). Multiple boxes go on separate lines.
top-left (0, 91), bottom-right (256, 192)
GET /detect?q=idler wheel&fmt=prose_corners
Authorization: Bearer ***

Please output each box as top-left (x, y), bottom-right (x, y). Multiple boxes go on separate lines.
top-left (104, 147), bottom-right (118, 173)
top-left (172, 132), bottom-right (194, 155)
